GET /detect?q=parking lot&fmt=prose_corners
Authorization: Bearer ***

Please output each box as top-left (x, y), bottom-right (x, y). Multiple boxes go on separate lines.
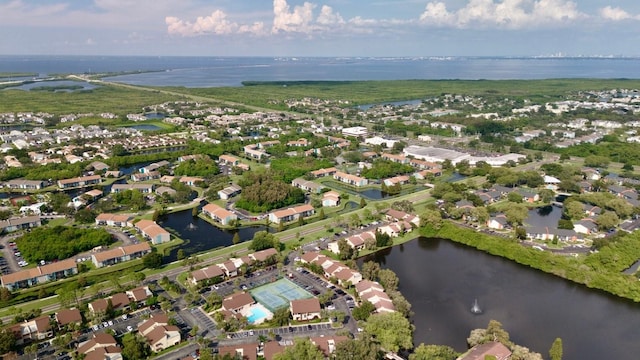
top-left (228, 322), bottom-right (333, 339)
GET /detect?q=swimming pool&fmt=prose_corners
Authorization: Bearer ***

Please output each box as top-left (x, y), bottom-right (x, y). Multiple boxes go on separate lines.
top-left (247, 305), bottom-right (269, 324)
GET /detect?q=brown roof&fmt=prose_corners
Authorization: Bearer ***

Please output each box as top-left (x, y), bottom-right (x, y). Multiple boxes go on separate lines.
top-left (251, 248), bottom-right (278, 262)
top-left (461, 342), bottom-right (512, 360)
top-left (355, 280), bottom-right (385, 294)
top-left (310, 336), bottom-right (349, 357)
top-left (89, 298), bottom-right (109, 313)
top-left (95, 213), bottom-right (133, 223)
top-left (218, 342), bottom-right (258, 360)
top-left (270, 204), bottom-right (314, 219)
top-left (263, 341), bottom-right (285, 360)
top-left (290, 298), bottom-right (321, 314)
top-left (56, 308), bottom-right (82, 325)
top-left (1, 258), bottom-right (76, 286)
top-left (93, 243), bottom-right (151, 263)
top-left (138, 313), bottom-right (169, 335)
top-left (58, 175), bottom-right (101, 185)
top-left (78, 332), bottom-right (118, 354)
top-left (222, 292), bottom-right (255, 311)
top-left (191, 266), bottom-right (225, 282)
top-left (127, 287), bottom-right (150, 302)
top-left (145, 325), bottom-right (180, 345)
top-left (110, 293), bottom-right (130, 309)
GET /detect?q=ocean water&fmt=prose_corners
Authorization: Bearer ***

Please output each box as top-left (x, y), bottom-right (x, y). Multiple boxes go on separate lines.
top-left (1, 55), bottom-right (640, 87)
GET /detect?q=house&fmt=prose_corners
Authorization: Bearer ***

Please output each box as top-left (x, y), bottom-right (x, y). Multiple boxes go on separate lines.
top-left (525, 226), bottom-right (582, 242)
top-left (1, 258), bottom-right (77, 291)
top-left (218, 260), bottom-right (238, 278)
top-left (9, 316), bottom-right (53, 345)
top-left (487, 215), bottom-right (509, 230)
top-left (77, 332), bottom-right (122, 360)
top-left (377, 222), bottom-right (409, 237)
top-left (355, 280), bottom-right (395, 313)
top-left (5, 179), bottom-right (47, 190)
top-left (218, 184), bottom-right (242, 200)
top-left (333, 171), bottom-right (368, 187)
top-left (202, 203), bottom-right (237, 226)
top-left (290, 298), bottom-right (321, 321)
top-left (111, 183), bottom-right (154, 194)
top-left (0, 215), bottom-right (41, 233)
top-left (219, 154), bottom-right (241, 166)
top-left (385, 209), bottom-right (420, 227)
top-left (91, 242), bottom-right (152, 268)
top-left (249, 248), bottom-right (278, 263)
top-left (156, 186), bottom-right (176, 197)
top-left (140, 161), bottom-right (170, 174)
top-left (110, 292), bottom-right (131, 311)
top-left (268, 204), bottom-right (315, 224)
top-left (310, 167), bottom-right (337, 178)
top-left (544, 175), bottom-right (562, 190)
top-left (126, 286), bottom-right (153, 304)
top-left (55, 308), bottom-right (83, 328)
top-left (291, 178), bottom-right (325, 194)
top-left (19, 202), bottom-right (47, 215)
top-left (322, 191), bottom-right (341, 207)
top-left (383, 175), bottom-right (410, 187)
top-left (457, 341), bottom-right (512, 360)
top-left (517, 189), bottom-right (540, 203)
top-left (222, 292), bottom-right (255, 313)
top-left (138, 313), bottom-right (181, 352)
top-left (381, 153), bottom-right (407, 164)
top-left (218, 343), bottom-right (260, 360)
top-left (135, 219), bottom-right (171, 244)
top-left (57, 175), bottom-right (101, 189)
top-left (342, 126), bottom-right (368, 138)
top-left (310, 336), bottom-right (349, 358)
top-left (95, 213), bottom-right (134, 227)
top-left (583, 204), bottom-right (602, 217)
top-left (189, 265), bottom-right (225, 285)
top-left (131, 171), bottom-right (160, 182)
top-left (574, 219), bottom-right (598, 234)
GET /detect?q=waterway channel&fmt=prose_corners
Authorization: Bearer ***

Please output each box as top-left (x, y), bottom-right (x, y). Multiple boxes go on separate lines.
top-left (360, 237), bottom-right (640, 360)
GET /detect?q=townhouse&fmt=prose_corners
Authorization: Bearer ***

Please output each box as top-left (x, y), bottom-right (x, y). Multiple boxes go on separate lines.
top-left (525, 226), bottom-right (583, 242)
top-left (9, 316), bottom-right (53, 345)
top-left (91, 242), bottom-right (152, 268)
top-left (218, 184), bottom-right (242, 200)
top-left (385, 209), bottom-right (420, 227)
top-left (310, 167), bottom-right (337, 178)
top-left (1, 259), bottom-right (77, 291)
top-left (290, 298), bottom-right (321, 321)
top-left (202, 203), bottom-right (238, 226)
top-left (4, 179), bottom-right (47, 190)
top-left (333, 171), bottom-right (368, 187)
top-left (355, 280), bottom-right (395, 313)
top-left (135, 219), bottom-right (171, 244)
top-left (138, 313), bottom-right (181, 352)
top-left (291, 178), bottom-right (325, 194)
top-left (0, 215), bottom-right (41, 233)
top-left (322, 191), bottom-right (341, 207)
top-left (222, 292), bottom-right (255, 313)
top-left (268, 204), bottom-right (315, 224)
top-left (77, 332), bottom-right (123, 360)
top-left (111, 183), bottom-right (154, 194)
top-left (299, 252), bottom-right (363, 286)
top-left (95, 213), bottom-right (134, 227)
top-left (57, 175), bottom-right (101, 189)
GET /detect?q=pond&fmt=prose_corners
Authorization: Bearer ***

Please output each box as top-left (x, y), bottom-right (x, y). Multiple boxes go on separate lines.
top-left (159, 208), bottom-right (267, 262)
top-left (524, 205), bottom-right (563, 228)
top-left (357, 99), bottom-right (423, 111)
top-left (128, 124), bottom-right (163, 131)
top-left (3, 80), bottom-right (98, 92)
top-left (360, 238), bottom-right (640, 360)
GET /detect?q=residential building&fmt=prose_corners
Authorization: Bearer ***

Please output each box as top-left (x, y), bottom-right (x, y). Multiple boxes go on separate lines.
top-left (135, 219), bottom-right (171, 244)
top-left (487, 215), bottom-right (509, 230)
top-left (291, 178), bottom-right (325, 194)
top-left (1, 259), bottom-right (77, 291)
top-left (91, 243), bottom-right (152, 268)
top-left (221, 292), bottom-right (255, 313)
top-left (268, 204), bottom-right (315, 224)
top-left (95, 213), bottom-right (134, 227)
top-left (333, 171), bottom-right (368, 187)
top-left (0, 215), bottom-right (42, 234)
top-left (77, 332), bottom-right (123, 360)
top-left (574, 219), bottom-right (598, 234)
top-left (290, 298), bottom-right (321, 321)
top-left (110, 183), bottom-right (154, 194)
top-left (57, 175), bottom-right (101, 189)
top-left (342, 126), bottom-right (369, 138)
top-left (189, 265), bottom-right (225, 285)
top-left (55, 308), bottom-right (83, 328)
top-left (457, 341), bottom-right (512, 360)
top-left (322, 191), bottom-right (341, 207)
top-left (310, 167), bottom-right (337, 178)
top-left (525, 227), bottom-right (582, 242)
top-left (202, 203), bottom-right (238, 226)
top-left (218, 184), bottom-right (242, 200)
top-left (5, 179), bottom-right (47, 190)
top-left (9, 316), bottom-right (53, 345)
top-left (385, 209), bottom-right (420, 227)
top-left (138, 313), bottom-right (181, 352)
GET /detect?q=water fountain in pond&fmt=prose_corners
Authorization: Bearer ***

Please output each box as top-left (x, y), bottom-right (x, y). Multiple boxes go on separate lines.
top-left (186, 223), bottom-right (198, 231)
top-left (471, 298), bottom-right (483, 315)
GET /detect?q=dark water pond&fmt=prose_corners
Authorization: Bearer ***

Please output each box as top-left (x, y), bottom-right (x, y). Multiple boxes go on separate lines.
top-left (360, 237), bottom-right (640, 360)
top-left (524, 205), bottom-right (563, 228)
top-left (159, 208), bottom-right (267, 262)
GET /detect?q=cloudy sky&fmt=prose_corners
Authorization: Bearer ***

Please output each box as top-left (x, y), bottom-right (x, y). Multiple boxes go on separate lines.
top-left (1, 0), bottom-right (640, 57)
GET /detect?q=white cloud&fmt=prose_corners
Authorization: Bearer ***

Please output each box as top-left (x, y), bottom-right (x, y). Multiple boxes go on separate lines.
top-left (317, 5), bottom-right (345, 25)
top-left (166, 10), bottom-right (266, 37)
top-left (599, 6), bottom-right (639, 21)
top-left (420, 0), bottom-right (586, 29)
top-left (272, 0), bottom-right (317, 33)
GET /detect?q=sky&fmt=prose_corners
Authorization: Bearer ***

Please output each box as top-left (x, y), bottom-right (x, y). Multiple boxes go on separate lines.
top-left (1, 0), bottom-right (640, 57)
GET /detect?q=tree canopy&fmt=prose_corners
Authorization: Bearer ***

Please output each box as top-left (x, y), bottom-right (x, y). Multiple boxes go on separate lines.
top-left (236, 171), bottom-right (305, 212)
top-left (16, 226), bottom-right (112, 262)
top-left (364, 312), bottom-right (414, 353)
top-left (273, 338), bottom-right (324, 360)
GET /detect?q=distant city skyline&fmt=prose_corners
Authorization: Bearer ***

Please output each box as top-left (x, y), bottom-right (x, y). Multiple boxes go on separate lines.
top-left (2, 0), bottom-right (640, 57)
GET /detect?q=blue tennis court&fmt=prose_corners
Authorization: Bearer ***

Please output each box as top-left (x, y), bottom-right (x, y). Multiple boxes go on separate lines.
top-left (250, 278), bottom-right (313, 312)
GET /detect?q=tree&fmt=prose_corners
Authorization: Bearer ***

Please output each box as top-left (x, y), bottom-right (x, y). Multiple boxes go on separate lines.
top-left (420, 209), bottom-right (443, 229)
top-left (352, 300), bottom-right (376, 321)
top-left (505, 204), bottom-right (528, 226)
top-left (337, 238), bottom-right (354, 260)
top-left (333, 335), bottom-right (383, 360)
top-left (177, 249), bottom-right (186, 260)
top-left (318, 208), bottom-right (325, 220)
top-left (378, 268), bottom-right (399, 291)
top-left (360, 198), bottom-right (367, 208)
top-left (507, 192), bottom-right (523, 203)
top-left (192, 206), bottom-right (198, 217)
top-left (564, 201), bottom-right (585, 220)
top-left (375, 231), bottom-right (392, 248)
top-left (142, 252), bottom-right (163, 269)
top-left (132, 272), bottom-right (146, 286)
top-left (249, 231), bottom-right (279, 251)
top-left (270, 307), bottom-right (291, 327)
top-left (273, 338), bottom-right (324, 360)
top-left (410, 343), bottom-right (459, 360)
top-left (74, 208), bottom-right (97, 223)
top-left (0, 329), bottom-right (16, 355)
top-left (0, 288), bottom-right (12, 302)
top-left (206, 292), bottom-right (223, 310)
top-left (121, 333), bottom-right (151, 360)
top-left (595, 211), bottom-right (619, 231)
top-left (361, 261), bottom-right (381, 281)
top-left (364, 312), bottom-right (414, 353)
top-left (549, 338), bottom-right (563, 360)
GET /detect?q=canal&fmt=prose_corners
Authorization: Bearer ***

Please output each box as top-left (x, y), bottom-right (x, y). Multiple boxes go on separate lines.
top-left (360, 237), bottom-right (640, 359)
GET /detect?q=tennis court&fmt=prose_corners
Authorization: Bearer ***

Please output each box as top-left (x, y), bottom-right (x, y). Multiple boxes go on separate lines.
top-left (250, 278), bottom-right (313, 312)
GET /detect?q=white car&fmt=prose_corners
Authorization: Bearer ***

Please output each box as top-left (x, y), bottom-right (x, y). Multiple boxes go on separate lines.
top-left (122, 314), bottom-right (128, 320)
top-left (108, 320), bottom-right (114, 326)
top-left (126, 325), bottom-right (134, 332)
